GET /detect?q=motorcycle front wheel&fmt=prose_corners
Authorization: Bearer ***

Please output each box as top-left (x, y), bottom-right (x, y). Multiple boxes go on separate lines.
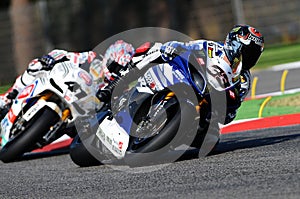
top-left (0, 107), bottom-right (60, 163)
top-left (124, 100), bottom-right (198, 167)
top-left (69, 134), bottom-right (102, 167)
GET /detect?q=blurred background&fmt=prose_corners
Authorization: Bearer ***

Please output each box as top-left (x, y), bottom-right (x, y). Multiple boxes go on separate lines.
top-left (0, 0), bottom-right (299, 84)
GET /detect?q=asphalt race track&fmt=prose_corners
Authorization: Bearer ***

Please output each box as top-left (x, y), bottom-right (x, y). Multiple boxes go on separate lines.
top-left (251, 66), bottom-right (300, 96)
top-left (1, 67), bottom-right (300, 198)
top-left (0, 125), bottom-right (299, 198)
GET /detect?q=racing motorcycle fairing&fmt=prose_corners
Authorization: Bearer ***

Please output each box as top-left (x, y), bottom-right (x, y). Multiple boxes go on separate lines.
top-left (92, 51), bottom-right (209, 159)
top-left (76, 49), bottom-right (241, 162)
top-left (1, 61), bottom-right (97, 148)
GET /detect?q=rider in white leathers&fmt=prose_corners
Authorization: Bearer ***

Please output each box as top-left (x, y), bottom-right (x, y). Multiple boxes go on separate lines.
top-left (0, 40), bottom-right (135, 119)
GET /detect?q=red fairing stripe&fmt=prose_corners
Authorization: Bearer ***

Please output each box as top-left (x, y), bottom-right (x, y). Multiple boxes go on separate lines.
top-left (134, 42), bottom-right (152, 56)
top-left (7, 109), bottom-right (17, 123)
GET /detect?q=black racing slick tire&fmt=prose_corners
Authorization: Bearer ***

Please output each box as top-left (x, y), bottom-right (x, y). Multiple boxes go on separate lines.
top-left (69, 135), bottom-right (102, 167)
top-left (0, 107), bottom-right (60, 163)
top-left (124, 102), bottom-right (198, 166)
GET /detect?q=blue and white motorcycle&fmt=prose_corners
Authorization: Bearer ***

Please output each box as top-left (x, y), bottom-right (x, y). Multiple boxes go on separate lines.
top-left (70, 43), bottom-right (240, 167)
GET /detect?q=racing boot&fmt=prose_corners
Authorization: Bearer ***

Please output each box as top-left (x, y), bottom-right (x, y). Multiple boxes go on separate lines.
top-left (0, 75), bottom-right (25, 120)
top-left (0, 89), bottom-right (19, 120)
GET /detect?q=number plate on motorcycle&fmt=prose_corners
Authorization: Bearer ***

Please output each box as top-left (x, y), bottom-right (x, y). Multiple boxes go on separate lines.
top-left (96, 116), bottom-right (129, 159)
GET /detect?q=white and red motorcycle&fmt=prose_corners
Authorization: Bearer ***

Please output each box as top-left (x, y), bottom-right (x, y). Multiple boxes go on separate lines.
top-left (0, 61), bottom-right (98, 162)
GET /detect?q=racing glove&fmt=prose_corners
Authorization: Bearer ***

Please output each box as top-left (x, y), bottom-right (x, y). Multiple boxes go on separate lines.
top-left (160, 43), bottom-right (185, 61)
top-left (96, 88), bottom-right (111, 103)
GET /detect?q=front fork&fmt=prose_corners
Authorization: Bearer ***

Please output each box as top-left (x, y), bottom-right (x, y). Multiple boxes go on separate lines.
top-left (41, 92), bottom-right (71, 120)
top-left (37, 93), bottom-right (72, 147)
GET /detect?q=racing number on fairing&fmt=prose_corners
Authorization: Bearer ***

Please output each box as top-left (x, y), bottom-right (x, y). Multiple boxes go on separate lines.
top-left (207, 65), bottom-right (230, 88)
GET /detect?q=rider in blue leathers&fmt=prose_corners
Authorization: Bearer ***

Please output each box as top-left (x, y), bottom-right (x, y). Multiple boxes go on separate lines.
top-left (160, 39), bottom-right (249, 124)
top-left (130, 24), bottom-right (264, 124)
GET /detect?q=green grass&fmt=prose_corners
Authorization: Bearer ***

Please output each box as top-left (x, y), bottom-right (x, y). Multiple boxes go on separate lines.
top-left (0, 85), bottom-right (11, 94)
top-left (235, 97), bottom-right (265, 120)
top-left (254, 43), bottom-right (300, 69)
top-left (235, 92), bottom-right (300, 120)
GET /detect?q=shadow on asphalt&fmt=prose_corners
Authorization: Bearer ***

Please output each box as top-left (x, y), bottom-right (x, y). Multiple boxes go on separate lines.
top-left (7, 128), bottom-right (300, 166)
top-left (177, 130), bottom-right (300, 162)
top-left (20, 147), bottom-right (70, 161)
top-left (210, 133), bottom-right (300, 155)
